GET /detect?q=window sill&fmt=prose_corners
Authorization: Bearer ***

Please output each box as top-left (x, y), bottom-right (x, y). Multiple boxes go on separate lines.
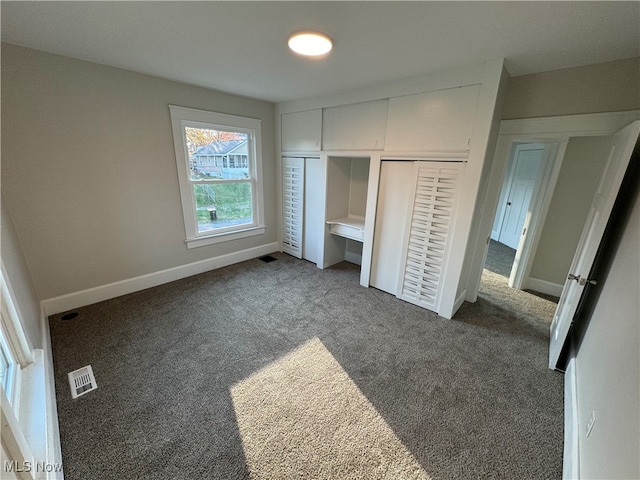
top-left (185, 225), bottom-right (266, 249)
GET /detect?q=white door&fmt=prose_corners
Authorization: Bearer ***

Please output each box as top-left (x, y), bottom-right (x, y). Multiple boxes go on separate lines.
top-left (498, 145), bottom-right (544, 249)
top-left (397, 161), bottom-right (465, 313)
top-left (370, 161), bottom-right (413, 295)
top-left (549, 121), bottom-right (640, 370)
top-left (303, 158), bottom-right (323, 264)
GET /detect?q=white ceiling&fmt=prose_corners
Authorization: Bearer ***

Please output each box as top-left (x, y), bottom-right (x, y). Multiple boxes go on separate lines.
top-left (2, 1), bottom-right (638, 103)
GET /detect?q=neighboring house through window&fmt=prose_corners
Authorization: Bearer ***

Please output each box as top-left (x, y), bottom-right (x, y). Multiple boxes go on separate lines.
top-left (169, 106), bottom-right (265, 248)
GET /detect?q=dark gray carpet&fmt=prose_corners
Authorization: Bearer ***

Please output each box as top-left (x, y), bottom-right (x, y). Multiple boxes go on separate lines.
top-left (484, 240), bottom-right (516, 278)
top-left (49, 252), bottom-right (564, 480)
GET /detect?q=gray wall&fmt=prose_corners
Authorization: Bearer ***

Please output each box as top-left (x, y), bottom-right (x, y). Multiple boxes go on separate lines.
top-left (1, 199), bottom-right (43, 349)
top-left (574, 185), bottom-right (639, 478)
top-left (1, 44), bottom-right (276, 300)
top-left (529, 136), bottom-right (612, 285)
top-left (503, 57), bottom-right (640, 120)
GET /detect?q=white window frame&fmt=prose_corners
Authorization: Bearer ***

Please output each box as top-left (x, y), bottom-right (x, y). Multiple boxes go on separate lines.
top-left (169, 105), bottom-right (266, 249)
top-left (0, 267), bottom-right (33, 410)
top-left (0, 265), bottom-right (39, 480)
top-left (0, 324), bottom-right (20, 405)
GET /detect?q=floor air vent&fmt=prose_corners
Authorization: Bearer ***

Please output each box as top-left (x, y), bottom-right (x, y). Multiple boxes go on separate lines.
top-left (68, 365), bottom-right (98, 399)
top-left (259, 255), bottom-right (277, 263)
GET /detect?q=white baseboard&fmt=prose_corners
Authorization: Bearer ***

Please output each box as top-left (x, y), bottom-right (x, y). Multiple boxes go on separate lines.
top-left (563, 355), bottom-right (580, 480)
top-left (440, 289), bottom-right (467, 320)
top-left (41, 242), bottom-right (279, 316)
top-left (525, 277), bottom-right (563, 297)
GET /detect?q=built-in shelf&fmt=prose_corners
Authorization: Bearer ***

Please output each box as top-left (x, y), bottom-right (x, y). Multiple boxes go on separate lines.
top-left (327, 216), bottom-right (365, 242)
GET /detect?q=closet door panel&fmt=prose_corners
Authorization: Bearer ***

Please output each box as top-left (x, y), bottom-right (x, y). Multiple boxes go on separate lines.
top-left (398, 162), bottom-right (465, 312)
top-left (369, 161), bottom-right (413, 295)
top-left (303, 158), bottom-right (324, 264)
top-left (282, 157), bottom-right (304, 258)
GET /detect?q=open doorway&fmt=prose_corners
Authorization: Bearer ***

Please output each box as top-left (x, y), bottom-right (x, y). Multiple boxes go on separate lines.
top-left (473, 112), bottom-right (640, 324)
top-left (478, 141), bottom-right (559, 324)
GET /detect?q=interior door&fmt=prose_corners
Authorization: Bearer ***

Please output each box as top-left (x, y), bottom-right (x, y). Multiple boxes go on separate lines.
top-left (549, 121), bottom-right (640, 370)
top-left (498, 145), bottom-right (544, 249)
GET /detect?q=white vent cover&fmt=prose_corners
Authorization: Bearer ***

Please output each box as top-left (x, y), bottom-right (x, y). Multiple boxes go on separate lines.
top-left (68, 365), bottom-right (97, 399)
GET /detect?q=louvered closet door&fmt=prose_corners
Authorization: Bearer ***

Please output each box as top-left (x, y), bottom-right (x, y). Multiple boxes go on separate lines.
top-left (397, 162), bottom-right (465, 313)
top-left (282, 157), bottom-right (304, 258)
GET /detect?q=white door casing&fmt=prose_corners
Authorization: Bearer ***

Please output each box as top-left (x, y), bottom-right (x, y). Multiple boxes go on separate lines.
top-left (549, 121), bottom-right (640, 370)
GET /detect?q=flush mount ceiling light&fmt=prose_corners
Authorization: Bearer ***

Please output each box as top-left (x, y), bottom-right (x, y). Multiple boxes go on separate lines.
top-left (288, 31), bottom-right (333, 57)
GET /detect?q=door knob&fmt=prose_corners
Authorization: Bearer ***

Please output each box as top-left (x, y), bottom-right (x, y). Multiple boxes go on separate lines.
top-left (568, 273), bottom-right (597, 286)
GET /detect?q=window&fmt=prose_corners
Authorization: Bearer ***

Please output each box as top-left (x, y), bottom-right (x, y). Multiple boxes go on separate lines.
top-left (0, 266), bottom-right (58, 475)
top-left (170, 106), bottom-right (265, 248)
top-left (0, 330), bottom-right (18, 401)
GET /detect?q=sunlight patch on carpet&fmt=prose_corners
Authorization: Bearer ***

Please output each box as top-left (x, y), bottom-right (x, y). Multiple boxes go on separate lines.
top-left (230, 337), bottom-right (431, 479)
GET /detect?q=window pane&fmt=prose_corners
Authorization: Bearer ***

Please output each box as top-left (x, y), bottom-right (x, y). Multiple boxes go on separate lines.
top-left (194, 182), bottom-right (253, 233)
top-left (185, 127), bottom-right (250, 180)
top-left (0, 345), bottom-right (11, 391)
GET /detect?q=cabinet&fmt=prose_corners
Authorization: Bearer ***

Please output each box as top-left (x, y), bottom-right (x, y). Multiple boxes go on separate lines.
top-left (281, 109), bottom-right (322, 152)
top-left (385, 85), bottom-right (480, 152)
top-left (322, 100), bottom-right (388, 150)
top-left (371, 160), bottom-right (466, 314)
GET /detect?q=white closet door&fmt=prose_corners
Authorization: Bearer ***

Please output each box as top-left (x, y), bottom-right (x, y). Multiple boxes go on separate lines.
top-left (303, 158), bottom-right (324, 264)
top-left (282, 157), bottom-right (304, 258)
top-left (397, 162), bottom-right (466, 313)
top-left (370, 161), bottom-right (414, 295)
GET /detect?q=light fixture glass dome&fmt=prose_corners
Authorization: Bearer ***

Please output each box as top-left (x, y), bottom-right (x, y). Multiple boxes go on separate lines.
top-left (288, 31), bottom-right (333, 56)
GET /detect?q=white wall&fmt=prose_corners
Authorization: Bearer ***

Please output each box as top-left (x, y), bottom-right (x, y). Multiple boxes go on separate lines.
top-left (1, 44), bottom-right (276, 303)
top-left (573, 186), bottom-right (639, 479)
top-left (529, 136), bottom-right (612, 286)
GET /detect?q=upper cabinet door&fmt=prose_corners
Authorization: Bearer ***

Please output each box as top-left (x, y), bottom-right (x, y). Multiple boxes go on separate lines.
top-left (322, 100), bottom-right (388, 150)
top-left (281, 109), bottom-right (322, 152)
top-left (385, 85), bottom-right (480, 152)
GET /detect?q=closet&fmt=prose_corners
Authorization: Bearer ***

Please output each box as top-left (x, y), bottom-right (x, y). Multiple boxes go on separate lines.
top-left (276, 59), bottom-right (507, 318)
top-left (282, 155), bottom-right (371, 270)
top-left (371, 160), bottom-right (465, 313)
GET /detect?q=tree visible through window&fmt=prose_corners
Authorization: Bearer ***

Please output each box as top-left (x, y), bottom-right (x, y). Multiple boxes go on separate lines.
top-left (170, 106), bottom-right (265, 248)
top-left (186, 127), bottom-right (253, 232)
